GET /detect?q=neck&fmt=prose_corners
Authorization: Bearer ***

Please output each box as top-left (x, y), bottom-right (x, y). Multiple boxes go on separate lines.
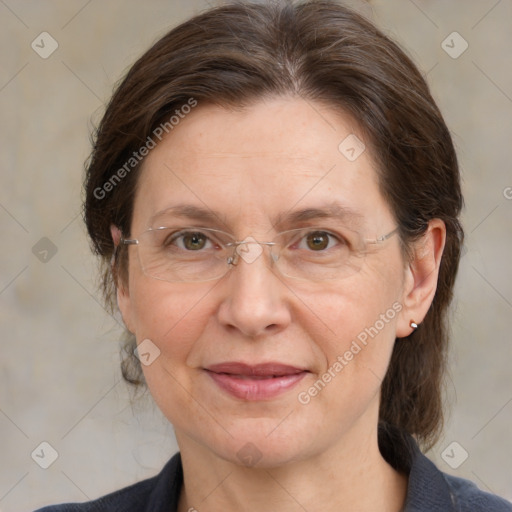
top-left (176, 424), bottom-right (407, 512)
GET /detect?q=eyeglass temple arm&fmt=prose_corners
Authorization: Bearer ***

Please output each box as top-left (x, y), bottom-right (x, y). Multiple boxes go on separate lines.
top-left (367, 227), bottom-right (399, 244)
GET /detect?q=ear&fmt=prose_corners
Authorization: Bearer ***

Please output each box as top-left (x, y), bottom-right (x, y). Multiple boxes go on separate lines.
top-left (110, 224), bottom-right (135, 334)
top-left (396, 219), bottom-right (446, 338)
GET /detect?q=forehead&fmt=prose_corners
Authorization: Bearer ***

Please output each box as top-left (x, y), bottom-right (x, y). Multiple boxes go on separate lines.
top-left (132, 97), bottom-right (392, 233)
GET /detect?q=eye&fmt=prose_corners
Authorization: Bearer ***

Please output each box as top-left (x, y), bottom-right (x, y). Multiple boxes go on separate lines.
top-left (168, 230), bottom-right (214, 251)
top-left (297, 231), bottom-right (342, 251)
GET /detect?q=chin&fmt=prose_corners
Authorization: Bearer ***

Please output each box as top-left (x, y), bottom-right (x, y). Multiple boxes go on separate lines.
top-left (204, 417), bottom-right (320, 469)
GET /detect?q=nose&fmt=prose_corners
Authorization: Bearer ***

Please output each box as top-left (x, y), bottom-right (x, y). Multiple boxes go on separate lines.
top-left (216, 243), bottom-right (291, 338)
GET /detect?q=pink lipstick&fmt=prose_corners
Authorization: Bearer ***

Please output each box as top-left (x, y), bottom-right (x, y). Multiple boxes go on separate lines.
top-left (205, 362), bottom-right (308, 400)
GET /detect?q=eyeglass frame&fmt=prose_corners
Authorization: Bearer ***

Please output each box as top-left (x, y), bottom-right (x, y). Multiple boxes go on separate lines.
top-left (119, 225), bottom-right (399, 282)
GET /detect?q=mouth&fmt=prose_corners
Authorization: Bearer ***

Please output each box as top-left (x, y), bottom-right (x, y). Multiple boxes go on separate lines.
top-left (204, 362), bottom-right (309, 401)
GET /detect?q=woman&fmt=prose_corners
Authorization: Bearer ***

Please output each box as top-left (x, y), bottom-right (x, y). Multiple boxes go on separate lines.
top-left (37, 0), bottom-right (511, 510)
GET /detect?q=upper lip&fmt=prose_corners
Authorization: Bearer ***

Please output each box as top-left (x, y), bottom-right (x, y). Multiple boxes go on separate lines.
top-left (205, 362), bottom-right (308, 377)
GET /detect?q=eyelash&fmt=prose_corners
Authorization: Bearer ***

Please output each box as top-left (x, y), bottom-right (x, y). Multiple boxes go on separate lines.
top-left (297, 230), bottom-right (341, 248)
top-left (165, 229), bottom-right (347, 251)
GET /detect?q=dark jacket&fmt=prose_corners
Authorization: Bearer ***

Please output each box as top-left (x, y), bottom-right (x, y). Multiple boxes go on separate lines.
top-left (35, 433), bottom-right (511, 512)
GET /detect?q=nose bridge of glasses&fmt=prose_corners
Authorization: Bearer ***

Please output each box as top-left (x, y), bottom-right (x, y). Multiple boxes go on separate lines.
top-left (227, 238), bottom-right (278, 267)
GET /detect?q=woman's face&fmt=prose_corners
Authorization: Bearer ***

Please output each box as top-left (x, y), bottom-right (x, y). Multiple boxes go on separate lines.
top-left (118, 97), bottom-right (411, 467)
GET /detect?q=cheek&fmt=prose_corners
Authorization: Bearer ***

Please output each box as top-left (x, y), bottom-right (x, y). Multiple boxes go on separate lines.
top-left (301, 268), bottom-right (403, 380)
top-left (129, 280), bottom-right (219, 421)
top-left (292, 297), bottom-right (399, 438)
top-left (129, 277), bottom-right (216, 359)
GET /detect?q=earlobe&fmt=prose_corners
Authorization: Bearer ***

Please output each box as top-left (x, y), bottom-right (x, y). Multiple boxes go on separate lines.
top-left (110, 224), bottom-right (122, 247)
top-left (396, 219), bottom-right (446, 338)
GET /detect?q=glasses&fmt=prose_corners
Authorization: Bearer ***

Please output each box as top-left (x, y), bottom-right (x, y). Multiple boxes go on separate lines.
top-left (121, 225), bottom-right (398, 283)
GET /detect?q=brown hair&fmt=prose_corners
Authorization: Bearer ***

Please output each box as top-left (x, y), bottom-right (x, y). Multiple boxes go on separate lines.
top-left (84, 0), bottom-right (463, 450)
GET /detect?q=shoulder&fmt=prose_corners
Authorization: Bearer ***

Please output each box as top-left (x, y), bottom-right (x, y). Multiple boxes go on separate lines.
top-left (34, 477), bottom-right (155, 512)
top-left (442, 473), bottom-right (512, 512)
top-left (406, 442), bottom-right (512, 511)
top-left (33, 453), bottom-right (183, 512)
top-left (378, 426), bottom-right (511, 511)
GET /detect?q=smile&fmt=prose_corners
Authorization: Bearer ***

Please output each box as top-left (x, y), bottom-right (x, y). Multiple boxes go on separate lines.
top-left (204, 362), bottom-right (309, 400)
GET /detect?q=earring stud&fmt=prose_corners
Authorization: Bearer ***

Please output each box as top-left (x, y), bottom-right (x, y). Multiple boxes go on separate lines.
top-left (410, 321), bottom-right (418, 330)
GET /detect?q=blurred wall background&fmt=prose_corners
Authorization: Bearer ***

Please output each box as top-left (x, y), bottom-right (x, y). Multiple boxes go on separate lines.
top-left (0, 0), bottom-right (511, 510)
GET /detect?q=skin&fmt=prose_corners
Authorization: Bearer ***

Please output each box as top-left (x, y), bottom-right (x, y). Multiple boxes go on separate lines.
top-left (114, 96), bottom-right (446, 512)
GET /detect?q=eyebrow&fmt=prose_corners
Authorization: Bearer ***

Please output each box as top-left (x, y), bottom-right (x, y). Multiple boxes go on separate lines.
top-left (149, 202), bottom-right (366, 230)
top-left (149, 204), bottom-right (227, 227)
top-left (273, 203), bottom-right (366, 229)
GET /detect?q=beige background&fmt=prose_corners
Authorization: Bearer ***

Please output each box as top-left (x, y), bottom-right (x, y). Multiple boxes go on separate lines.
top-left (0, 0), bottom-right (511, 510)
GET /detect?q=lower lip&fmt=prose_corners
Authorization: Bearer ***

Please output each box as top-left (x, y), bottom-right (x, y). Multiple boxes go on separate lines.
top-left (206, 370), bottom-right (307, 400)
